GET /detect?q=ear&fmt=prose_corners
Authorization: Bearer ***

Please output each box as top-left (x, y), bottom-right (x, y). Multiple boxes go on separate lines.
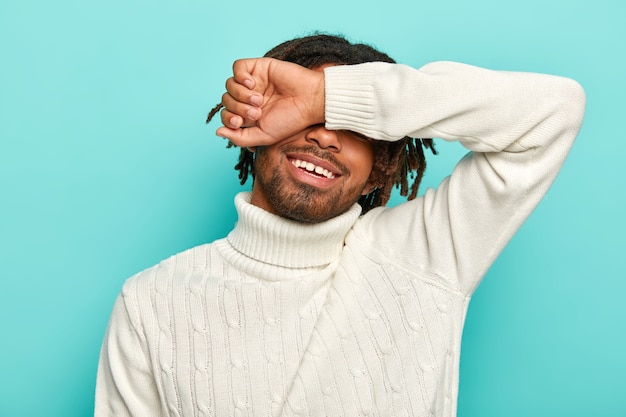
top-left (361, 180), bottom-right (377, 196)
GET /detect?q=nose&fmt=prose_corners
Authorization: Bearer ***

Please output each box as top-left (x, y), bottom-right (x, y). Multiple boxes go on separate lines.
top-left (305, 125), bottom-right (342, 152)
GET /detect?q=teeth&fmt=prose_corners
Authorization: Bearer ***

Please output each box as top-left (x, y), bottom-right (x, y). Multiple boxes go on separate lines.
top-left (290, 159), bottom-right (335, 179)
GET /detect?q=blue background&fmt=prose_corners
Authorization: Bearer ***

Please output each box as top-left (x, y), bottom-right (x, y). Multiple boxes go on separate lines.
top-left (1, 0), bottom-right (624, 415)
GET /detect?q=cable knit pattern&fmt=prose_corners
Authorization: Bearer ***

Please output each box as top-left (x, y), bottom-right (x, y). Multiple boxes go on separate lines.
top-left (95, 61), bottom-right (585, 416)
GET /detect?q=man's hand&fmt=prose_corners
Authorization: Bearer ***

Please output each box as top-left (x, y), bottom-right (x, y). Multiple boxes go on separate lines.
top-left (216, 58), bottom-right (325, 148)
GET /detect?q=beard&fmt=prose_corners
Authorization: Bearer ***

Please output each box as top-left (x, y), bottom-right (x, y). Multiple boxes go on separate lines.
top-left (253, 145), bottom-right (368, 223)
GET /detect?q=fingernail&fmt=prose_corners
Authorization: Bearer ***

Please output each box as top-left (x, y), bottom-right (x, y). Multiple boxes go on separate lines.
top-left (250, 94), bottom-right (262, 106)
top-left (244, 79), bottom-right (254, 89)
top-left (247, 108), bottom-right (260, 120)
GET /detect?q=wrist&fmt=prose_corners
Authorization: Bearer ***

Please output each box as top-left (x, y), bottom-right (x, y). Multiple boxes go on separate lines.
top-left (313, 71), bottom-right (326, 125)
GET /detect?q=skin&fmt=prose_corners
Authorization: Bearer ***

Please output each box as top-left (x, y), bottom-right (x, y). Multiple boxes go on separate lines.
top-left (218, 58), bottom-right (376, 223)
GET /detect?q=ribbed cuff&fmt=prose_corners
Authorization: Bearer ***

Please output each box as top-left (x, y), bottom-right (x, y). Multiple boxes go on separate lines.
top-left (324, 64), bottom-right (377, 134)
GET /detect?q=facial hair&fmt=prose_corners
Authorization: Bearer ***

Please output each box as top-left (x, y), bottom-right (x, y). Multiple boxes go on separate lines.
top-left (253, 145), bottom-right (369, 223)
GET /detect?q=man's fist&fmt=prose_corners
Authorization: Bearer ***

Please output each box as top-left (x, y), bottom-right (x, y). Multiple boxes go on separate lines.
top-left (216, 58), bottom-right (326, 148)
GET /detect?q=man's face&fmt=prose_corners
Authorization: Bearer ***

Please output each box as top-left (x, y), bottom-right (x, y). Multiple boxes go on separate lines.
top-left (250, 125), bottom-right (376, 223)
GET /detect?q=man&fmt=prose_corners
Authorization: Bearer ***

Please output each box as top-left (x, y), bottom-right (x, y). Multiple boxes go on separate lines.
top-left (95, 34), bottom-right (585, 416)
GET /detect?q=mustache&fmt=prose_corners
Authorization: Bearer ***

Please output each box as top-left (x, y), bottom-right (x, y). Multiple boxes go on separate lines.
top-left (279, 144), bottom-right (349, 175)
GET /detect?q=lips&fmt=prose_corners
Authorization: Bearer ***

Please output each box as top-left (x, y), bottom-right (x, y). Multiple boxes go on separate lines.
top-left (285, 151), bottom-right (344, 187)
top-left (287, 148), bottom-right (343, 171)
top-left (289, 158), bottom-right (336, 179)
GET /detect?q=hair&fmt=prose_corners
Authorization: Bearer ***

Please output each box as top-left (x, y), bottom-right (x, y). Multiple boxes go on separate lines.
top-left (206, 33), bottom-right (437, 213)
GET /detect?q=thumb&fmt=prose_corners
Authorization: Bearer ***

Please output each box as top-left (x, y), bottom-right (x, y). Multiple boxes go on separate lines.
top-left (215, 126), bottom-right (275, 148)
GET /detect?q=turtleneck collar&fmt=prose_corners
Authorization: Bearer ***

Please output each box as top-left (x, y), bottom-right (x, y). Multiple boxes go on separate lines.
top-left (226, 192), bottom-right (362, 269)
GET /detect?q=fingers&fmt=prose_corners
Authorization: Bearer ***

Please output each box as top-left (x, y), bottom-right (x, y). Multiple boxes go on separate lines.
top-left (215, 125), bottom-right (274, 148)
top-left (232, 59), bottom-right (258, 90)
top-left (219, 108), bottom-right (244, 129)
top-left (220, 76), bottom-right (264, 129)
top-left (214, 58), bottom-right (276, 145)
top-left (225, 77), bottom-right (263, 107)
top-left (220, 94), bottom-right (260, 129)
top-left (231, 58), bottom-right (276, 90)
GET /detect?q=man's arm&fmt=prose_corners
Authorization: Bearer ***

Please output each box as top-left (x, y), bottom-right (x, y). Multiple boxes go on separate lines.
top-left (217, 58), bottom-right (585, 293)
top-left (329, 62), bottom-right (585, 293)
top-left (95, 295), bottom-right (162, 416)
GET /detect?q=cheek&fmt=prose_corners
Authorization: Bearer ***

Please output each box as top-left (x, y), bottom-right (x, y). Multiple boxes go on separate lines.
top-left (350, 143), bottom-right (376, 179)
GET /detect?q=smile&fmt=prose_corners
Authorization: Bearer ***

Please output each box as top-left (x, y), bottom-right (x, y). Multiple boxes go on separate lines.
top-left (289, 158), bottom-right (336, 179)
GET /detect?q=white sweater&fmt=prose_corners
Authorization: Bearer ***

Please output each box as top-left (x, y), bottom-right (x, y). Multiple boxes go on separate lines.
top-left (95, 62), bottom-right (585, 417)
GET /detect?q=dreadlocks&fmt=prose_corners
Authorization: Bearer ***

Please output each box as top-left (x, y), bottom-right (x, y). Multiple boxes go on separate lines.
top-left (206, 33), bottom-right (437, 213)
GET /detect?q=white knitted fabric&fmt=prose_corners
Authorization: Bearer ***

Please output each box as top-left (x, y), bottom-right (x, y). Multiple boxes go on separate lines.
top-left (95, 61), bottom-right (585, 417)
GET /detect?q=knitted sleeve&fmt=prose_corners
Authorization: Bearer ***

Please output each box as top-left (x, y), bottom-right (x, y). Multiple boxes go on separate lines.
top-left (324, 61), bottom-right (585, 294)
top-left (94, 291), bottom-right (162, 417)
